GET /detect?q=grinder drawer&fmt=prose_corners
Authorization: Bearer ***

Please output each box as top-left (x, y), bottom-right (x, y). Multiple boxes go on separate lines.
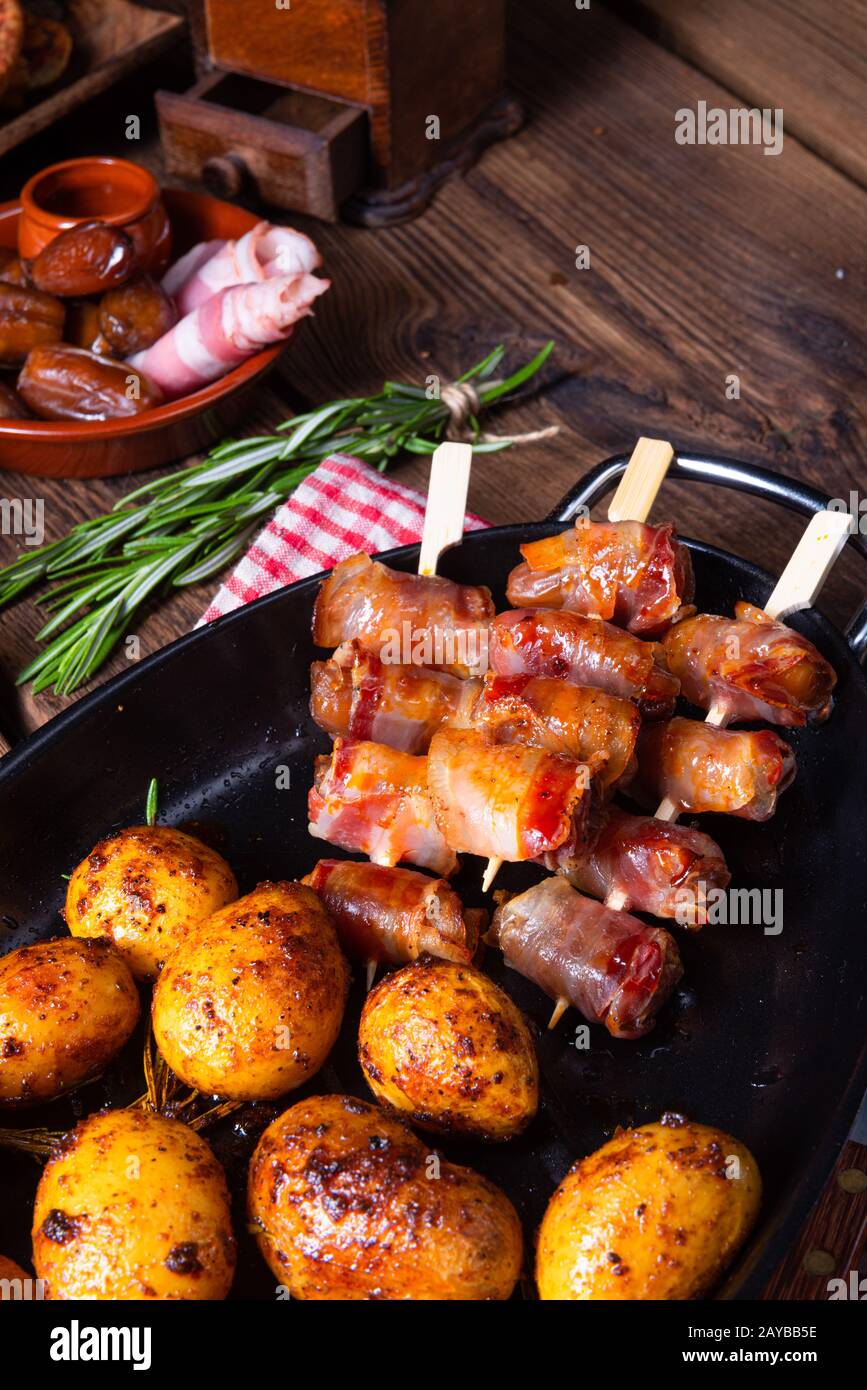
top-left (157, 72), bottom-right (368, 222)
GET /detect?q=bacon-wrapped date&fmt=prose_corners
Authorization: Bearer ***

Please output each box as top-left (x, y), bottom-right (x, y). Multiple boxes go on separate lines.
top-left (541, 804), bottom-right (730, 925)
top-left (489, 609), bottom-right (679, 719)
top-left (506, 520), bottom-right (694, 635)
top-left (627, 716), bottom-right (796, 821)
top-left (661, 602), bottom-right (836, 726)
top-left (302, 859), bottom-right (480, 965)
top-left (311, 646), bottom-right (639, 791)
top-left (476, 673), bottom-right (639, 792)
top-left (308, 737), bottom-right (457, 877)
top-left (489, 877), bottom-right (682, 1038)
top-left (427, 728), bottom-right (591, 863)
top-left (313, 553), bottom-right (494, 678)
top-left (311, 642), bottom-right (473, 752)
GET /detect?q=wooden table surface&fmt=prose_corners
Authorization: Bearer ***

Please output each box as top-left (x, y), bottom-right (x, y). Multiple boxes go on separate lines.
top-left (0, 0), bottom-right (864, 1297)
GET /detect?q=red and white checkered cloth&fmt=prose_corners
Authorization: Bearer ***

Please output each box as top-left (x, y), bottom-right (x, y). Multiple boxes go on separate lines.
top-left (198, 453), bottom-right (488, 625)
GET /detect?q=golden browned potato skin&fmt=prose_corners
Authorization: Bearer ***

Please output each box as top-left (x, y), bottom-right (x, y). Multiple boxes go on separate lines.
top-left (358, 957), bottom-right (539, 1141)
top-left (32, 1109), bottom-right (236, 1300)
top-left (152, 881), bottom-right (350, 1101)
top-left (536, 1116), bottom-right (762, 1300)
top-left (0, 937), bottom-right (140, 1107)
top-left (248, 1094), bottom-right (523, 1300)
top-left (0, 1255), bottom-right (30, 1296)
top-left (64, 824), bottom-right (238, 979)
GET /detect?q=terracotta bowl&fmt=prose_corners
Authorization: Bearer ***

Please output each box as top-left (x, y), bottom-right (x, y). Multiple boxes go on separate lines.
top-left (0, 189), bottom-right (289, 479)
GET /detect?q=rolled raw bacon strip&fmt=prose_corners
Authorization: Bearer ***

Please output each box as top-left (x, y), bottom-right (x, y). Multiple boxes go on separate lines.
top-left (476, 673), bottom-right (639, 793)
top-left (128, 273), bottom-right (329, 399)
top-left (311, 642), bottom-right (475, 753)
top-left (626, 717), bottom-right (797, 821)
top-left (427, 728), bottom-right (591, 863)
top-left (507, 520), bottom-right (694, 636)
top-left (540, 804), bottom-right (730, 925)
top-left (308, 738), bottom-right (457, 877)
top-left (302, 859), bottom-right (481, 966)
top-left (313, 553), bottom-right (494, 678)
top-left (661, 602), bottom-right (836, 727)
top-left (167, 222), bottom-right (322, 315)
top-left (488, 877), bottom-right (682, 1039)
top-left (489, 609), bottom-right (679, 719)
top-left (161, 239), bottom-right (225, 300)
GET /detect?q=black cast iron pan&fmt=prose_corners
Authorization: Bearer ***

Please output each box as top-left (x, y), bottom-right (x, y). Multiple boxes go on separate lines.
top-left (1, 452), bottom-right (865, 1300)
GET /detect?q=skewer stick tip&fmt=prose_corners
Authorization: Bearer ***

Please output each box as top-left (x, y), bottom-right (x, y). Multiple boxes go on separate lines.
top-left (366, 960), bottom-right (378, 992)
top-left (481, 856), bottom-right (503, 893)
top-left (547, 997), bottom-right (569, 1030)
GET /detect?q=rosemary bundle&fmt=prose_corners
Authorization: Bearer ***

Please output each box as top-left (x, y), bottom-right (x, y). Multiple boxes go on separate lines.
top-left (0, 342), bottom-right (554, 695)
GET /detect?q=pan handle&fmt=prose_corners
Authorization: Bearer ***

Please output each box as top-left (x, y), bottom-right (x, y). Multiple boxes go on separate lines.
top-left (550, 451), bottom-right (867, 664)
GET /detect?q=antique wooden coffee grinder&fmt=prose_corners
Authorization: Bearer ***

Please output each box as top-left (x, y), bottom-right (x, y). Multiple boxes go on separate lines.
top-left (157, 0), bottom-right (522, 225)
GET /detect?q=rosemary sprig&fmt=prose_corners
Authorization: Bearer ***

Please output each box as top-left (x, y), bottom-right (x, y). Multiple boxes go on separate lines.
top-left (0, 342), bottom-right (554, 695)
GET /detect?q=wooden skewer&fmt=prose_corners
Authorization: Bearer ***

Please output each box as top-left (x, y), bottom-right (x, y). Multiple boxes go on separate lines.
top-left (606, 507), bottom-right (853, 907)
top-left (418, 439), bottom-right (474, 891)
top-left (366, 960), bottom-right (378, 992)
top-left (418, 441), bottom-right (473, 576)
top-left (547, 996), bottom-right (570, 1031)
top-left (481, 437), bottom-right (675, 898)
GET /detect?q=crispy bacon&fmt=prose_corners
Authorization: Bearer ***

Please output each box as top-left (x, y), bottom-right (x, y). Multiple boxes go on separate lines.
top-left (310, 641), bottom-right (473, 753)
top-left (627, 717), bottom-right (796, 821)
top-left (489, 877), bottom-right (682, 1038)
top-left (506, 520), bottom-right (694, 635)
top-left (312, 553), bottom-right (494, 677)
top-left (302, 859), bottom-right (480, 965)
top-left (541, 804), bottom-right (730, 925)
top-left (311, 648), bottom-right (638, 792)
top-left (489, 609), bottom-right (679, 719)
top-left (427, 728), bottom-right (591, 862)
top-left (476, 673), bottom-right (639, 793)
top-left (661, 602), bottom-right (836, 726)
top-left (308, 738), bottom-right (457, 877)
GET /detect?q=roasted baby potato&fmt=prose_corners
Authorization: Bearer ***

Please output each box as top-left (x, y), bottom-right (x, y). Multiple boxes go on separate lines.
top-left (536, 1115), bottom-right (761, 1300)
top-left (152, 881), bottom-right (349, 1101)
top-left (64, 824), bottom-right (238, 979)
top-left (359, 957), bottom-right (539, 1141)
top-left (0, 937), bottom-right (140, 1107)
top-left (32, 1108), bottom-right (236, 1300)
top-left (248, 1094), bottom-right (523, 1300)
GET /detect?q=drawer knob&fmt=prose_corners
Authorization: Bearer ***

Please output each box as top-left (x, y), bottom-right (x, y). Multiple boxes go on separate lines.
top-left (203, 154), bottom-right (249, 200)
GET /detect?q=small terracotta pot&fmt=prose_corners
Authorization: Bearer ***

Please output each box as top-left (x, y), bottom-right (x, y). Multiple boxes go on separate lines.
top-left (18, 157), bottom-right (172, 275)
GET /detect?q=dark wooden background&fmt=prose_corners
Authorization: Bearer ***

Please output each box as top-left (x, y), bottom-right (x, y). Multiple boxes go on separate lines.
top-left (0, 0), bottom-right (864, 1297)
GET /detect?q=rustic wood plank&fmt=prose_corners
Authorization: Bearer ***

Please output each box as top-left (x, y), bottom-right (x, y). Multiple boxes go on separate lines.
top-left (610, 0), bottom-right (867, 189)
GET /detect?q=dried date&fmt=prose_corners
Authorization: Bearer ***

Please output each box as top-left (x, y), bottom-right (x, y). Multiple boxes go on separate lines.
top-left (17, 345), bottom-right (162, 421)
top-left (30, 221), bottom-right (137, 297)
top-left (0, 283), bottom-right (65, 367)
top-left (98, 276), bottom-right (175, 355)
